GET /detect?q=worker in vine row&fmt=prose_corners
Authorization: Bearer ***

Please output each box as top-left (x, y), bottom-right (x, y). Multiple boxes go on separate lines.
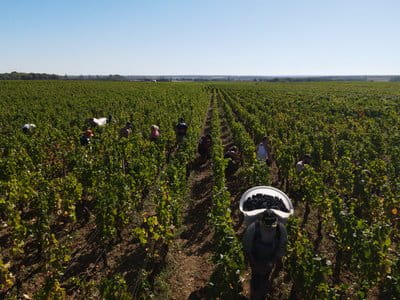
top-left (86, 114), bottom-right (113, 127)
top-left (150, 124), bottom-right (160, 141)
top-left (243, 209), bottom-right (288, 300)
top-left (197, 134), bottom-right (212, 163)
top-left (296, 153), bottom-right (312, 173)
top-left (22, 123), bottom-right (36, 134)
top-left (80, 129), bottom-right (94, 146)
top-left (256, 136), bottom-right (271, 165)
top-left (224, 145), bottom-right (242, 176)
top-left (119, 122), bottom-right (133, 138)
top-left (175, 117), bottom-right (188, 143)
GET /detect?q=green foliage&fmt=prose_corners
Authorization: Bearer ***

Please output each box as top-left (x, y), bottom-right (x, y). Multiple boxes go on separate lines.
top-left (0, 255), bottom-right (15, 291)
top-left (100, 275), bottom-right (132, 300)
top-left (0, 81), bottom-right (209, 297)
top-left (285, 218), bottom-right (335, 299)
top-left (207, 91), bottom-right (244, 298)
top-left (2, 81), bottom-right (400, 298)
top-left (210, 81), bottom-right (400, 298)
top-left (34, 278), bottom-right (66, 300)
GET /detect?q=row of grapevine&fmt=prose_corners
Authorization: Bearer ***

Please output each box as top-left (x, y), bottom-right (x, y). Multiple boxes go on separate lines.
top-left (216, 89), bottom-right (271, 187)
top-left (1, 80), bottom-right (399, 298)
top-left (215, 87), bottom-right (333, 297)
top-left (213, 82), bottom-right (399, 299)
top-left (131, 100), bottom-right (209, 298)
top-left (206, 89), bottom-right (245, 298)
top-left (0, 81), bottom-right (210, 298)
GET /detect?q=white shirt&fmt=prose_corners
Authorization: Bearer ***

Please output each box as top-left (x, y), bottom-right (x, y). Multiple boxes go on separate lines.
top-left (296, 161), bottom-right (305, 173)
top-left (22, 124), bottom-right (36, 130)
top-left (92, 118), bottom-right (107, 126)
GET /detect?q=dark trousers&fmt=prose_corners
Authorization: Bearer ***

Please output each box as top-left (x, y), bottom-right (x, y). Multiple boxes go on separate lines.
top-left (250, 268), bottom-right (272, 300)
top-left (250, 259), bottom-right (283, 300)
top-left (250, 261), bottom-right (273, 300)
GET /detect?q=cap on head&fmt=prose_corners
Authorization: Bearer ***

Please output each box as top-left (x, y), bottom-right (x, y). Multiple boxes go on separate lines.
top-left (261, 209), bottom-right (277, 227)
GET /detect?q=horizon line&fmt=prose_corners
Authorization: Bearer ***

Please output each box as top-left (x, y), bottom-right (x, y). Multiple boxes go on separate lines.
top-left (3, 71), bottom-right (400, 77)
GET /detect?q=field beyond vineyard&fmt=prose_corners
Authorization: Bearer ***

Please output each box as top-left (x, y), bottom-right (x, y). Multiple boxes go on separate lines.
top-left (1, 81), bottom-right (399, 299)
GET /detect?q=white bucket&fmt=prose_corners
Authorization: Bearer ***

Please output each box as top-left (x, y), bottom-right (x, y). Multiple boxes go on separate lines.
top-left (239, 186), bottom-right (294, 225)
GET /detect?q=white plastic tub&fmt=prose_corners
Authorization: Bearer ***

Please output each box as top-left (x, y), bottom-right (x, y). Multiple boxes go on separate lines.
top-left (239, 186), bottom-right (294, 225)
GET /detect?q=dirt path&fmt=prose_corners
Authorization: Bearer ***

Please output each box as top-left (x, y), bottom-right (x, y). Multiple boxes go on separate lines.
top-left (167, 102), bottom-right (215, 300)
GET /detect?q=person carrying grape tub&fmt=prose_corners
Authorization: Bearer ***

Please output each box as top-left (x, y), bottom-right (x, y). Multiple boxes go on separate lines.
top-left (242, 209), bottom-right (288, 300)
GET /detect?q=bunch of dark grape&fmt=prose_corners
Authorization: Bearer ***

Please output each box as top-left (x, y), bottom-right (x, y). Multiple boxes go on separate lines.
top-left (243, 193), bottom-right (289, 212)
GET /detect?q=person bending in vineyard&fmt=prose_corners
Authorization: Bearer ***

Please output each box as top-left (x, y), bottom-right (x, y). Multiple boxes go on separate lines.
top-left (119, 122), bottom-right (133, 138)
top-left (256, 136), bottom-right (271, 165)
top-left (86, 114), bottom-right (113, 127)
top-left (175, 117), bottom-right (188, 143)
top-left (296, 154), bottom-right (312, 173)
top-left (22, 123), bottom-right (36, 134)
top-left (80, 129), bottom-right (94, 146)
top-left (224, 145), bottom-right (242, 175)
top-left (197, 134), bottom-right (212, 163)
top-left (243, 209), bottom-right (288, 300)
top-left (150, 124), bottom-right (161, 141)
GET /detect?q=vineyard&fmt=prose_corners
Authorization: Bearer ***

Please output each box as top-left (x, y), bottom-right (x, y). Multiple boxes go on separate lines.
top-left (0, 80), bottom-right (399, 299)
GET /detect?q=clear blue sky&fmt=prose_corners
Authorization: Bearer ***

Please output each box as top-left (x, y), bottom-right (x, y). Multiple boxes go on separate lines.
top-left (1, 0), bottom-right (399, 75)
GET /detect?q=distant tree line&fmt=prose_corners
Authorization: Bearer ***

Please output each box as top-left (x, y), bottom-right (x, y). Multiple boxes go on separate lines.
top-left (0, 72), bottom-right (61, 80)
top-left (0, 72), bottom-right (127, 81)
top-left (1, 71), bottom-right (400, 82)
